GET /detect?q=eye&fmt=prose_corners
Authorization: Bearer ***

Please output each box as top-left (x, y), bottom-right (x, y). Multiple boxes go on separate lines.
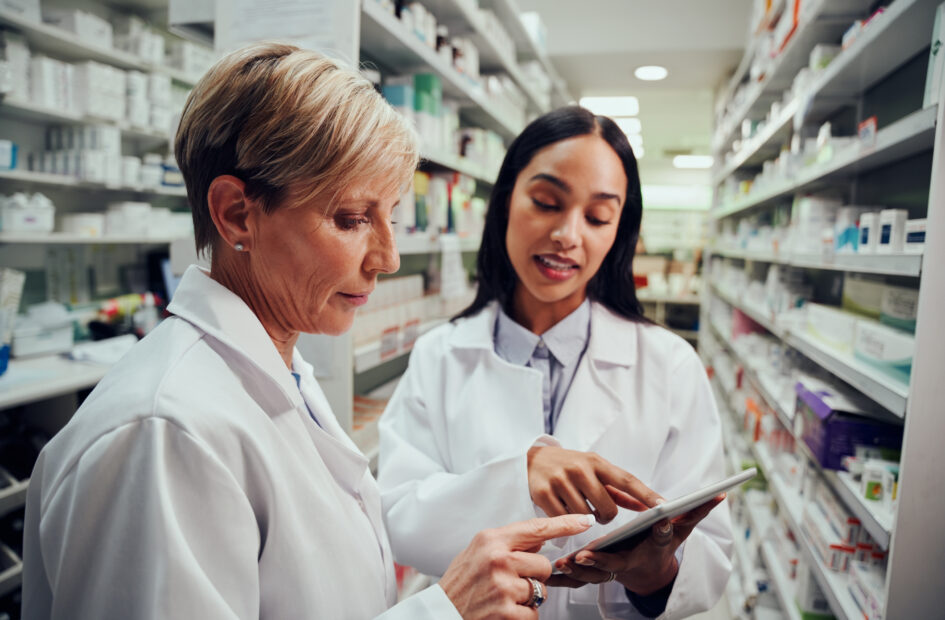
top-left (531, 198), bottom-right (559, 211)
top-left (336, 214), bottom-right (370, 230)
top-left (586, 215), bottom-right (611, 226)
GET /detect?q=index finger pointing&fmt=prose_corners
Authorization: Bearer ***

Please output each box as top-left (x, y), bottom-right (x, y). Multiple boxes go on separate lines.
top-left (597, 466), bottom-right (663, 509)
top-left (497, 514), bottom-right (595, 550)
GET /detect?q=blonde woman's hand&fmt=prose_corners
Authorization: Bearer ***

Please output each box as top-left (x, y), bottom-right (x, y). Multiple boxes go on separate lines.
top-left (438, 514), bottom-right (595, 619)
top-left (527, 446), bottom-right (663, 523)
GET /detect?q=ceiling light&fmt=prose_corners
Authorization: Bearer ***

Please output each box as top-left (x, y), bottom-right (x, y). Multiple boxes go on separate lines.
top-left (634, 65), bottom-right (668, 81)
top-left (615, 117), bottom-right (642, 135)
top-left (579, 96), bottom-right (639, 117)
top-left (634, 146), bottom-right (645, 159)
top-left (628, 134), bottom-right (643, 149)
top-left (673, 155), bottom-right (714, 169)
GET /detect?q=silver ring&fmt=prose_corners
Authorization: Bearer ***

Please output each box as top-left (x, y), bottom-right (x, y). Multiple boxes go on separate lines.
top-left (605, 571), bottom-right (617, 583)
top-left (524, 577), bottom-right (545, 608)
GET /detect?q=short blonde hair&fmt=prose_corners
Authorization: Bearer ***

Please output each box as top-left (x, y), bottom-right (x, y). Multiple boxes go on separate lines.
top-left (175, 42), bottom-right (419, 253)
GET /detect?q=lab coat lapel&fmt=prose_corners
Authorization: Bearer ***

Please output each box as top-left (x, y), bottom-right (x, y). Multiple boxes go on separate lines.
top-left (448, 303), bottom-right (546, 441)
top-left (553, 303), bottom-right (638, 451)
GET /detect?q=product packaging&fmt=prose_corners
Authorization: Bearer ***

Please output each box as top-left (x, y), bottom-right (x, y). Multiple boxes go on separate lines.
top-left (879, 285), bottom-right (918, 332)
top-left (842, 275), bottom-right (884, 319)
top-left (877, 209), bottom-right (908, 253)
top-left (0, 267), bottom-right (26, 375)
top-left (903, 218), bottom-right (926, 254)
top-left (805, 303), bottom-right (857, 352)
top-left (853, 319), bottom-right (915, 383)
top-left (794, 374), bottom-right (903, 470)
top-left (858, 212), bottom-right (880, 253)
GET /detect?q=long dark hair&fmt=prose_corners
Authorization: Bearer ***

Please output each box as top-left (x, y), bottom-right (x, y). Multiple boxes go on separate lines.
top-left (454, 105), bottom-right (647, 323)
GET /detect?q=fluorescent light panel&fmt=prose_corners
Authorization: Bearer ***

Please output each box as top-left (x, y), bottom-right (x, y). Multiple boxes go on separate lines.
top-left (673, 155), bottom-right (714, 169)
top-left (579, 96), bottom-right (639, 117)
top-left (634, 65), bottom-right (668, 81)
top-left (628, 134), bottom-right (643, 149)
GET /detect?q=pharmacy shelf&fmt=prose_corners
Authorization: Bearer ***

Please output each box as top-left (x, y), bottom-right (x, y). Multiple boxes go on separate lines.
top-left (0, 232), bottom-right (187, 244)
top-left (1, 98), bottom-right (171, 146)
top-left (784, 331), bottom-right (908, 417)
top-left (422, 0), bottom-right (549, 114)
top-left (710, 281), bottom-right (908, 416)
top-left (395, 233), bottom-right (481, 255)
top-left (713, 105), bottom-right (937, 219)
top-left (711, 283), bottom-right (783, 337)
top-left (712, 0), bottom-right (873, 154)
top-left (0, 545), bottom-right (22, 599)
top-left (354, 318), bottom-right (446, 374)
top-left (421, 150), bottom-right (497, 185)
top-left (481, 0), bottom-right (573, 106)
top-left (712, 0), bottom-right (871, 153)
top-left (713, 334), bottom-right (897, 550)
top-left (0, 168), bottom-right (187, 196)
top-left (0, 478), bottom-right (28, 517)
top-left (0, 354), bottom-right (108, 411)
top-left (714, 0), bottom-right (937, 183)
top-left (712, 247), bottom-right (923, 278)
top-left (761, 540), bottom-right (803, 620)
top-left (0, 9), bottom-right (199, 86)
top-left (360, 0), bottom-right (522, 140)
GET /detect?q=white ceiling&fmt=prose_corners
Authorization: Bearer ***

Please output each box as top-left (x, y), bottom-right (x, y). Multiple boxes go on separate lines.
top-left (517, 0), bottom-right (753, 190)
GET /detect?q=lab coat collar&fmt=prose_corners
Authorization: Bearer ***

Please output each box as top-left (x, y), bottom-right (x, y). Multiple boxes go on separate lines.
top-left (167, 265), bottom-right (303, 411)
top-left (449, 300), bottom-right (638, 368)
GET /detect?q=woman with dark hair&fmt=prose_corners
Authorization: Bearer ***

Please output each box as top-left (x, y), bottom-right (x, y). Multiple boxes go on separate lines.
top-left (378, 106), bottom-right (732, 619)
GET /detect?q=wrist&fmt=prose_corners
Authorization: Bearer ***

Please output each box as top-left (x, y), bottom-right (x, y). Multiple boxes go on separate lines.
top-left (618, 554), bottom-right (678, 595)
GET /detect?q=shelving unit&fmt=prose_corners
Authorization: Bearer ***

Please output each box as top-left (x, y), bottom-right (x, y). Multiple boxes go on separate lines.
top-left (711, 246), bottom-right (923, 278)
top-left (360, 0), bottom-right (523, 140)
top-left (0, 232), bottom-right (187, 244)
top-left (0, 8), bottom-right (200, 86)
top-left (353, 318), bottom-right (446, 374)
top-left (714, 104), bottom-right (937, 219)
top-left (0, 355), bottom-right (110, 411)
top-left (704, 5), bottom-right (945, 602)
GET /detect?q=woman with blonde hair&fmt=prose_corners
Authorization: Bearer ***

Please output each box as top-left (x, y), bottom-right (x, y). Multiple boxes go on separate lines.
top-left (21, 43), bottom-right (602, 619)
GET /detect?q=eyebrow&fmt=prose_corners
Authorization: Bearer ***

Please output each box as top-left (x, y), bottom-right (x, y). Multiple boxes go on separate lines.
top-left (528, 173), bottom-right (622, 204)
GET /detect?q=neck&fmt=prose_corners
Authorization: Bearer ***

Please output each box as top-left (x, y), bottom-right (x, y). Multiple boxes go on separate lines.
top-left (510, 287), bottom-right (586, 335)
top-left (210, 252), bottom-right (299, 369)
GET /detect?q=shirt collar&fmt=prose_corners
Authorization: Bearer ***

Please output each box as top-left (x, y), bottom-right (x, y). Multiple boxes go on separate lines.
top-left (494, 298), bottom-right (591, 367)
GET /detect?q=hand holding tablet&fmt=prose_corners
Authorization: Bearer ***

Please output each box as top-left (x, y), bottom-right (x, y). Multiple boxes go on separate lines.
top-left (552, 468), bottom-right (757, 573)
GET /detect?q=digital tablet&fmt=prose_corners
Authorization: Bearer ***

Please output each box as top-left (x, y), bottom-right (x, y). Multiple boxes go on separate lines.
top-left (552, 468), bottom-right (757, 569)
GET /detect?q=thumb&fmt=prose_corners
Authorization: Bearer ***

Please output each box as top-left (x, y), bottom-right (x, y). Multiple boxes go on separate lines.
top-left (500, 514), bottom-right (595, 550)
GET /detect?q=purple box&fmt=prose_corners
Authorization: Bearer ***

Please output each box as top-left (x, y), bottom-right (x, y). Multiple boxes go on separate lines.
top-left (795, 377), bottom-right (902, 470)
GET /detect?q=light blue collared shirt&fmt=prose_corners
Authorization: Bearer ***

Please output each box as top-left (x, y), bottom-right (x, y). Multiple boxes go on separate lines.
top-left (494, 299), bottom-right (591, 434)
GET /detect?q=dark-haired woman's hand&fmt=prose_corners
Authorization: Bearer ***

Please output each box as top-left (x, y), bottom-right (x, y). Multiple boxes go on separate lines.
top-left (546, 493), bottom-right (725, 595)
top-left (526, 446), bottom-right (662, 523)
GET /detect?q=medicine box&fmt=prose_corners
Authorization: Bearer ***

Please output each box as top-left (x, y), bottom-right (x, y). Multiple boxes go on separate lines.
top-left (805, 303), bottom-right (857, 353)
top-left (801, 502), bottom-right (854, 572)
top-left (794, 375), bottom-right (903, 470)
top-left (842, 276), bottom-right (883, 319)
top-left (854, 319), bottom-right (915, 384)
top-left (879, 285), bottom-right (918, 332)
top-left (795, 559), bottom-right (834, 619)
top-left (12, 320), bottom-right (73, 358)
top-left (904, 218), bottom-right (926, 254)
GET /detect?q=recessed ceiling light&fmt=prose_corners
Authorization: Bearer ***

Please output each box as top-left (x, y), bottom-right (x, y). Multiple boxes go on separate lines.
top-left (634, 146), bottom-right (645, 159)
top-left (673, 155), bottom-right (714, 169)
top-left (615, 117), bottom-right (642, 135)
top-left (579, 96), bottom-right (639, 117)
top-left (634, 65), bottom-right (668, 81)
top-left (628, 134), bottom-right (643, 149)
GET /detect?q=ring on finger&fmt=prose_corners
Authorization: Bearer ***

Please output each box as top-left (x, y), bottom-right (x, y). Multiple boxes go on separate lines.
top-left (524, 577), bottom-right (546, 608)
top-left (605, 571), bottom-right (617, 583)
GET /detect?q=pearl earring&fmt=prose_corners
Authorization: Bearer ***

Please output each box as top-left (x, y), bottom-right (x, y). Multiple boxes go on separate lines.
top-left (234, 242), bottom-right (245, 251)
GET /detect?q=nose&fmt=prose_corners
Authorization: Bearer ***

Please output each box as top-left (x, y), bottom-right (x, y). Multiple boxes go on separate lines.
top-left (365, 220), bottom-right (400, 275)
top-left (549, 210), bottom-right (580, 249)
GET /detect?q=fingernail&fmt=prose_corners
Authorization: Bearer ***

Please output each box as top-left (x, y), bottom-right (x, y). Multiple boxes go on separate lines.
top-left (575, 557), bottom-right (595, 567)
top-left (579, 514), bottom-right (595, 527)
top-left (654, 497), bottom-right (666, 506)
top-left (559, 564), bottom-right (572, 574)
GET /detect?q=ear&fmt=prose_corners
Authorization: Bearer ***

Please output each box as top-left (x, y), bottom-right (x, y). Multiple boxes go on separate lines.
top-left (207, 175), bottom-right (257, 251)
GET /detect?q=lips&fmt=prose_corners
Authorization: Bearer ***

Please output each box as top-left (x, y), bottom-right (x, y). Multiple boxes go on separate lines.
top-left (339, 291), bottom-right (371, 306)
top-left (533, 254), bottom-right (579, 281)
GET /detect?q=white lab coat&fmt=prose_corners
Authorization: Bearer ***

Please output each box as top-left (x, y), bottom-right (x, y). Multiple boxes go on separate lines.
top-left (378, 301), bottom-right (732, 620)
top-left (22, 265), bottom-right (459, 620)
